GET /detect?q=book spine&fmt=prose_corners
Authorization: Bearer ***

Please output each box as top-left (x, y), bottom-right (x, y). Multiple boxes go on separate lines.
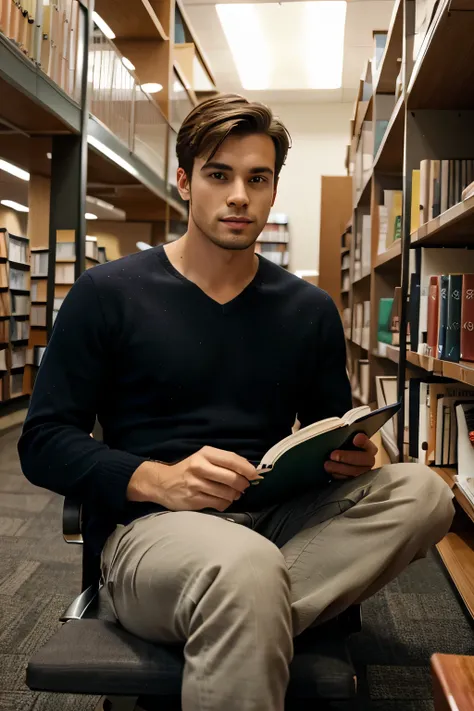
top-left (427, 275), bottom-right (439, 356)
top-left (437, 275), bottom-right (449, 359)
top-left (409, 273), bottom-right (421, 353)
top-left (461, 273), bottom-right (474, 361)
top-left (419, 159), bottom-right (431, 225)
top-left (445, 274), bottom-right (463, 362)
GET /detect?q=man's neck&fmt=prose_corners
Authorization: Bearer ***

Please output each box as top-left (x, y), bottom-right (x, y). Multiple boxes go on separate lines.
top-left (164, 231), bottom-right (259, 305)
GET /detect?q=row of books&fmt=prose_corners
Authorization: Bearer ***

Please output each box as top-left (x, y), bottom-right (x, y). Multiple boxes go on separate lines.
top-left (11, 319), bottom-right (29, 341)
top-left (350, 358), bottom-right (369, 405)
top-left (378, 289), bottom-right (401, 349)
top-left (411, 248), bottom-right (474, 359)
top-left (8, 233), bottom-right (29, 265)
top-left (353, 214), bottom-right (370, 281)
top-left (353, 301), bottom-right (370, 349)
top-left (377, 190), bottom-right (402, 255)
top-left (411, 159), bottom-right (474, 233)
top-left (408, 378), bottom-right (474, 470)
top-left (0, 0), bottom-right (82, 100)
top-left (254, 243), bottom-right (289, 267)
top-left (32, 251), bottom-right (49, 277)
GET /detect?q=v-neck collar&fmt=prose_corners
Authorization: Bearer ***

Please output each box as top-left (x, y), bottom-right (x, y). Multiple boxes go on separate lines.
top-left (156, 244), bottom-right (263, 312)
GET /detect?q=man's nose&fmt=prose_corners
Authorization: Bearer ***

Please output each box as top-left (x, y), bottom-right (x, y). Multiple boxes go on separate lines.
top-left (227, 180), bottom-right (249, 208)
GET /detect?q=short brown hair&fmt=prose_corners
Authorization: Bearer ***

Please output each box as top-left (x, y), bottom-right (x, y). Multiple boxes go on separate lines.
top-left (176, 93), bottom-right (291, 181)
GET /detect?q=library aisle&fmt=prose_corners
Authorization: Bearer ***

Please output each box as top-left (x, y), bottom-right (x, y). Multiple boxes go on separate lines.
top-left (2, 0), bottom-right (474, 709)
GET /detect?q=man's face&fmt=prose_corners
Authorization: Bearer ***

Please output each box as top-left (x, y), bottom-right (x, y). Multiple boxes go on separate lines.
top-left (177, 133), bottom-right (278, 251)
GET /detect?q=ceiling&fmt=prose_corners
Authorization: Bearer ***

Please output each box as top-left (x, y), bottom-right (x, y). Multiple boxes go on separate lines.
top-left (183, 0), bottom-right (395, 104)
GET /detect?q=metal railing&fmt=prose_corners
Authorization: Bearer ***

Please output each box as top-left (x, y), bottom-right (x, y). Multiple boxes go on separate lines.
top-left (87, 28), bottom-right (169, 182)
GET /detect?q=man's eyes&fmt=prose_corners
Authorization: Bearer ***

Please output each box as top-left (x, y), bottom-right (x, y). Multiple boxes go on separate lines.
top-left (208, 173), bottom-right (267, 183)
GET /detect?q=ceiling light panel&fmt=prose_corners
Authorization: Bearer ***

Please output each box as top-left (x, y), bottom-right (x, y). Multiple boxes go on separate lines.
top-left (216, 2), bottom-right (347, 91)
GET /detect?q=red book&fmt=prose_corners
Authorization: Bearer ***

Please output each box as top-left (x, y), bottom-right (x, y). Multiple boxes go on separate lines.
top-left (427, 275), bottom-right (439, 356)
top-left (461, 274), bottom-right (474, 361)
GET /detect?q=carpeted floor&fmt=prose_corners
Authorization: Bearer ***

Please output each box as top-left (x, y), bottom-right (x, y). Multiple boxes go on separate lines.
top-left (1, 425), bottom-right (473, 710)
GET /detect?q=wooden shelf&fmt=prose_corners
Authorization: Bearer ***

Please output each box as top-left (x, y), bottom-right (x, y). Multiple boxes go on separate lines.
top-left (408, 0), bottom-right (474, 109)
top-left (373, 0), bottom-right (403, 94)
top-left (410, 195), bottom-right (474, 247)
top-left (94, 0), bottom-right (169, 41)
top-left (374, 344), bottom-right (400, 364)
top-left (351, 271), bottom-right (371, 286)
top-left (437, 531), bottom-right (474, 619)
top-left (373, 94), bottom-right (404, 174)
top-left (355, 172), bottom-right (372, 208)
top-left (374, 239), bottom-right (402, 269)
top-left (407, 350), bottom-right (474, 386)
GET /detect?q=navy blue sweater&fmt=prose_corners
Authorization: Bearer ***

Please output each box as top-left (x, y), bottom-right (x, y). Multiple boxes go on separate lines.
top-left (18, 246), bottom-right (351, 554)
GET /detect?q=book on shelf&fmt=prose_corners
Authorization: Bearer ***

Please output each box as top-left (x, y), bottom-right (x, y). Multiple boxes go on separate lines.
top-left (424, 271), bottom-right (474, 363)
top-left (98, 246), bottom-right (107, 264)
top-left (407, 378), bottom-right (474, 466)
top-left (31, 305), bottom-right (47, 327)
top-left (235, 402), bottom-right (400, 509)
top-left (417, 249), bottom-right (474, 356)
top-left (377, 297), bottom-right (397, 346)
top-left (56, 242), bottom-right (76, 260)
top-left (0, 349), bottom-right (7, 372)
top-left (411, 169), bottom-right (421, 234)
top-left (375, 375), bottom-right (398, 462)
top-left (378, 191), bottom-right (402, 254)
top-left (9, 267), bottom-right (29, 292)
top-left (55, 263), bottom-right (75, 284)
top-left (7, 233), bottom-right (29, 264)
top-left (11, 347), bottom-right (27, 369)
top-left (359, 360), bottom-right (370, 404)
top-left (10, 372), bottom-right (24, 397)
top-left (11, 293), bottom-right (30, 316)
top-left (31, 279), bottom-right (48, 303)
top-left (31, 251), bottom-right (49, 276)
top-left (456, 403), bottom-right (474, 509)
top-left (86, 236), bottom-right (99, 261)
top-left (417, 158), bottom-right (474, 226)
top-left (10, 319), bottom-right (30, 341)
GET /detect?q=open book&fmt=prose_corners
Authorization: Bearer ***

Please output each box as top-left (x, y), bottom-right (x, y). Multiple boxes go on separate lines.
top-left (237, 401), bottom-right (401, 509)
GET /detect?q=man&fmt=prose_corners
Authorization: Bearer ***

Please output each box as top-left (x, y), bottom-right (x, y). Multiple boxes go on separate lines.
top-left (19, 94), bottom-right (454, 711)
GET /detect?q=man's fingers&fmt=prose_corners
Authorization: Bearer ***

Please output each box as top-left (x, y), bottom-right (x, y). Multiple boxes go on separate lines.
top-left (202, 446), bottom-right (259, 481)
top-left (324, 461), bottom-right (368, 478)
top-left (198, 462), bottom-right (251, 493)
top-left (194, 477), bottom-right (240, 505)
top-left (353, 433), bottom-right (378, 455)
top-left (329, 449), bottom-right (375, 467)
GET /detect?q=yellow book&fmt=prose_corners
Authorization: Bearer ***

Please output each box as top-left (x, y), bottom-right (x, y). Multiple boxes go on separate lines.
top-left (411, 169), bottom-right (421, 234)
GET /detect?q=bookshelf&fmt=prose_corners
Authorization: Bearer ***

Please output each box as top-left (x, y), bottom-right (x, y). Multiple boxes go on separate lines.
top-left (254, 214), bottom-right (290, 269)
top-left (341, 0), bottom-right (474, 618)
top-left (0, 0), bottom-right (218, 419)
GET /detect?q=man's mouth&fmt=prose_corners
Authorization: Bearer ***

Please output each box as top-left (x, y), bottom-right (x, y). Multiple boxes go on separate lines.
top-left (220, 217), bottom-right (254, 228)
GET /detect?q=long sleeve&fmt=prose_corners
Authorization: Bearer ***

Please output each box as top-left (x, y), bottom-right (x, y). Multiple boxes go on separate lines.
top-left (297, 293), bottom-right (353, 428)
top-left (18, 271), bottom-right (147, 512)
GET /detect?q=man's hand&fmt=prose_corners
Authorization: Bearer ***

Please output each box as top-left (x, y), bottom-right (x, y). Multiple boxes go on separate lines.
top-left (127, 446), bottom-right (263, 512)
top-left (324, 433), bottom-right (378, 480)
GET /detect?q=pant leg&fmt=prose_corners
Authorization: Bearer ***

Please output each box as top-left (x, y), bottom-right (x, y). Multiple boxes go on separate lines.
top-left (101, 511), bottom-right (293, 711)
top-left (254, 463), bottom-right (454, 636)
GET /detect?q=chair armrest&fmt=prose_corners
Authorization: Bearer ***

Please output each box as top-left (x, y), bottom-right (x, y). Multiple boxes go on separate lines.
top-left (60, 584), bottom-right (100, 622)
top-left (63, 497), bottom-right (83, 544)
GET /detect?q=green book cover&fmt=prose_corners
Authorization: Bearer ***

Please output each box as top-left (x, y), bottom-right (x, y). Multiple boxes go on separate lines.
top-left (233, 402), bottom-right (401, 509)
top-left (378, 298), bottom-right (394, 344)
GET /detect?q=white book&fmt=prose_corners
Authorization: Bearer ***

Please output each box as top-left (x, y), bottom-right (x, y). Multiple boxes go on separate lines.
top-left (455, 403), bottom-right (474, 508)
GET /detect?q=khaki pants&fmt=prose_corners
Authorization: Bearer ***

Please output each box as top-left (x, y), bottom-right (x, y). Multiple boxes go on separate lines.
top-left (101, 464), bottom-right (454, 711)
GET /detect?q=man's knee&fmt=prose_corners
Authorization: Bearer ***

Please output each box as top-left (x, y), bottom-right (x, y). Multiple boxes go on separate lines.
top-left (376, 463), bottom-right (455, 539)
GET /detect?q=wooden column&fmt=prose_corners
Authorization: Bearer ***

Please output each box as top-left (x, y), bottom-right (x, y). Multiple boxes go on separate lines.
top-left (318, 176), bottom-right (352, 309)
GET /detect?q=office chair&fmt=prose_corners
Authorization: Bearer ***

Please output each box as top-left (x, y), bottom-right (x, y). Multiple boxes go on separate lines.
top-left (26, 498), bottom-right (361, 711)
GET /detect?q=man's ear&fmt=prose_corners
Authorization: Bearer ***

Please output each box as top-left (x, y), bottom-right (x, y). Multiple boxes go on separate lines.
top-left (177, 168), bottom-right (191, 202)
top-left (271, 178), bottom-right (279, 207)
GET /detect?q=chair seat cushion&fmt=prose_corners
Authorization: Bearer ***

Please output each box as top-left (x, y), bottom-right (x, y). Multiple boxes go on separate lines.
top-left (27, 619), bottom-right (356, 700)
